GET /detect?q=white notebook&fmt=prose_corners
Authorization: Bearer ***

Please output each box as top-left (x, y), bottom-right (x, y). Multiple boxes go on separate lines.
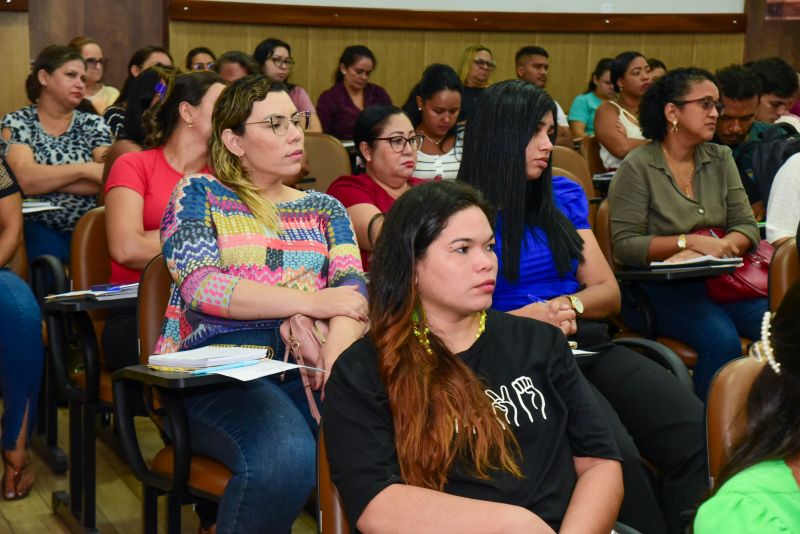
top-left (148, 345), bottom-right (269, 369)
top-left (649, 255), bottom-right (743, 268)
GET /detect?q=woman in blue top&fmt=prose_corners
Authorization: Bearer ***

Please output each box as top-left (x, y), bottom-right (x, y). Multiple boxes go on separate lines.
top-left (458, 80), bottom-right (707, 534)
top-left (568, 58), bottom-right (615, 140)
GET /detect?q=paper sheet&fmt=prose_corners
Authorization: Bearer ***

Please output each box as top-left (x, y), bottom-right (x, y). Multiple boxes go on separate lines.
top-left (215, 359), bottom-right (325, 381)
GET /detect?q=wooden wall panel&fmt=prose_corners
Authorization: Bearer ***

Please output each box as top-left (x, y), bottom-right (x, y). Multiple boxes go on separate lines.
top-left (745, 0), bottom-right (800, 65)
top-left (28, 0), bottom-right (167, 90)
top-left (169, 21), bottom-right (745, 113)
top-left (0, 12), bottom-right (31, 117)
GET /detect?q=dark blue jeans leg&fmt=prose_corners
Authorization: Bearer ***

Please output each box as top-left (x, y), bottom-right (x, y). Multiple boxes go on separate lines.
top-left (181, 329), bottom-right (316, 533)
top-left (620, 281), bottom-right (764, 401)
top-left (23, 220), bottom-right (71, 264)
top-left (0, 270), bottom-right (44, 450)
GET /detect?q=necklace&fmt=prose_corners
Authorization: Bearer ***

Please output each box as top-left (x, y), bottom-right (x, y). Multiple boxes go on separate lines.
top-left (412, 309), bottom-right (487, 355)
top-left (418, 128), bottom-right (447, 151)
top-left (662, 145), bottom-right (695, 197)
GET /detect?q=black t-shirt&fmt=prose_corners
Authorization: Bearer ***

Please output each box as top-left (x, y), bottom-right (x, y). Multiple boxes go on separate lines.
top-left (322, 310), bottom-right (621, 532)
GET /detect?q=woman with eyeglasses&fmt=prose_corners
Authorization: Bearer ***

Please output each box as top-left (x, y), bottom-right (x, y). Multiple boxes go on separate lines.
top-left (457, 44), bottom-right (495, 122)
top-left (68, 36), bottom-right (119, 114)
top-left (253, 38), bottom-right (322, 133)
top-left (403, 64), bottom-right (464, 181)
top-left (594, 51), bottom-right (651, 170)
top-left (317, 45), bottom-right (392, 140)
top-left (102, 70), bottom-right (225, 373)
top-left (185, 46), bottom-right (216, 71)
top-left (0, 45), bottom-right (111, 264)
top-left (154, 75), bottom-right (367, 532)
top-left (105, 45), bottom-right (174, 139)
top-left (327, 106), bottom-right (424, 270)
top-left (609, 68), bottom-right (765, 399)
top-left (568, 57), bottom-right (615, 140)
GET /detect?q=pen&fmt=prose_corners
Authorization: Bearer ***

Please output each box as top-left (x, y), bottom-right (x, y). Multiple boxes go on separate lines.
top-left (708, 229), bottom-right (720, 239)
top-left (527, 294), bottom-right (550, 306)
top-left (191, 359), bottom-right (262, 375)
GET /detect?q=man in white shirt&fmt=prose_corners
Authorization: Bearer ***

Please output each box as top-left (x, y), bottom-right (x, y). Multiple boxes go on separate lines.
top-left (515, 46), bottom-right (573, 147)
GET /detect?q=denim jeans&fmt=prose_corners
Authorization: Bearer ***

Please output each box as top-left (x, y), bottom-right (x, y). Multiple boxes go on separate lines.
top-left (0, 270), bottom-right (44, 450)
top-left (23, 219), bottom-right (72, 264)
top-left (181, 328), bottom-right (317, 533)
top-left (621, 280), bottom-right (767, 400)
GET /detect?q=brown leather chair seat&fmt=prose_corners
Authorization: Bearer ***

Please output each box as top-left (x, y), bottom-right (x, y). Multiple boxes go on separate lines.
top-left (152, 446), bottom-right (232, 497)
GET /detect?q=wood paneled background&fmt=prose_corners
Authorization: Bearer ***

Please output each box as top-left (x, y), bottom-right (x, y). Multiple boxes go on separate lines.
top-left (7, 0), bottom-right (800, 121)
top-left (0, 12), bottom-right (32, 118)
top-left (170, 21), bottom-right (745, 112)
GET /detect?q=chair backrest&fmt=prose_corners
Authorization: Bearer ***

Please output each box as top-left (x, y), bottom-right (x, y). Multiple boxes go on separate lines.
top-left (70, 206), bottom-right (111, 357)
top-left (318, 428), bottom-right (351, 534)
top-left (580, 135), bottom-right (606, 176)
top-left (71, 206), bottom-right (110, 291)
top-left (706, 356), bottom-right (764, 487)
top-left (304, 133), bottom-right (352, 194)
top-left (138, 254), bottom-right (172, 361)
top-left (553, 166), bottom-right (597, 228)
top-left (553, 145), bottom-right (593, 191)
top-left (594, 199), bottom-right (617, 272)
top-left (9, 239), bottom-right (27, 281)
top-left (768, 237), bottom-right (799, 312)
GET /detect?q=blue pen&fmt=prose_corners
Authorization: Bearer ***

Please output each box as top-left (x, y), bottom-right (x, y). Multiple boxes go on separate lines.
top-left (708, 229), bottom-right (720, 239)
top-left (527, 294), bottom-right (549, 305)
top-left (191, 359), bottom-right (262, 375)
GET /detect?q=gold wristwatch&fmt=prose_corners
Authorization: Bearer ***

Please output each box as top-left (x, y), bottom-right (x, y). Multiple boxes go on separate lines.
top-left (567, 295), bottom-right (584, 315)
top-left (677, 234), bottom-right (687, 251)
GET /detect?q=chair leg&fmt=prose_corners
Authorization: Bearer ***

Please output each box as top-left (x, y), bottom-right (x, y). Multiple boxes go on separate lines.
top-left (142, 485), bottom-right (158, 534)
top-left (166, 494), bottom-right (182, 534)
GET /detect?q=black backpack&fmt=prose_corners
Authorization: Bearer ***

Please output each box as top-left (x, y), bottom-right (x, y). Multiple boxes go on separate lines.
top-left (751, 122), bottom-right (800, 205)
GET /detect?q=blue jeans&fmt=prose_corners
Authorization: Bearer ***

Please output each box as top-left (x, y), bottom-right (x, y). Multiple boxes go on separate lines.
top-left (0, 270), bottom-right (44, 450)
top-left (180, 328), bottom-right (316, 533)
top-left (621, 280), bottom-right (767, 400)
top-left (23, 220), bottom-right (72, 264)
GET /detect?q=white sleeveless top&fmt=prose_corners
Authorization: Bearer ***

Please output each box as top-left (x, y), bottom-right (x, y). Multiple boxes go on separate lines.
top-left (599, 100), bottom-right (645, 170)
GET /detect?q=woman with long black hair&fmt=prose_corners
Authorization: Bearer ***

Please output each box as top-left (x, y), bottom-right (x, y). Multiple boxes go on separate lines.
top-left (457, 79), bottom-right (707, 534)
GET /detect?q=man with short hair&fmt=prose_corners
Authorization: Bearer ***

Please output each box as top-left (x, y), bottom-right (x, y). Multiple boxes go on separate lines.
top-left (746, 57), bottom-right (799, 123)
top-left (515, 46), bottom-right (573, 147)
top-left (714, 64), bottom-right (770, 218)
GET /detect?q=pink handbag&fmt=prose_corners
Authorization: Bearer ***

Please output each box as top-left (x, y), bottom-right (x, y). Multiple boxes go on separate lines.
top-left (691, 227), bottom-right (774, 303)
top-left (280, 314), bottom-right (329, 423)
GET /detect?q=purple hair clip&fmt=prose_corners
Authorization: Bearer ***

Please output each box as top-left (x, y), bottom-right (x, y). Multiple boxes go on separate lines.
top-left (154, 81), bottom-right (167, 101)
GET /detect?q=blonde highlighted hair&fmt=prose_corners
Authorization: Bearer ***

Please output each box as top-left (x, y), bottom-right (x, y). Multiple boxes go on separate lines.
top-left (458, 44), bottom-right (493, 87)
top-left (210, 75), bottom-right (288, 232)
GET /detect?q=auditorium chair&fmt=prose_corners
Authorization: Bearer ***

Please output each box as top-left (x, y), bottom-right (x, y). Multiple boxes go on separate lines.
top-left (318, 428), bottom-right (350, 534)
top-left (553, 146), bottom-right (593, 191)
top-left (768, 237), bottom-right (798, 312)
top-left (579, 135), bottom-right (606, 176)
top-left (553, 166), bottom-right (598, 228)
top-left (113, 254), bottom-right (232, 533)
top-left (705, 357), bottom-right (764, 488)
top-left (302, 132), bottom-right (352, 193)
top-left (43, 206), bottom-right (128, 529)
top-left (595, 200), bottom-right (752, 366)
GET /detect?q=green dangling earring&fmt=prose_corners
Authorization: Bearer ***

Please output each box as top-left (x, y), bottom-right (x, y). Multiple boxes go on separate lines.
top-left (412, 306), bottom-right (433, 355)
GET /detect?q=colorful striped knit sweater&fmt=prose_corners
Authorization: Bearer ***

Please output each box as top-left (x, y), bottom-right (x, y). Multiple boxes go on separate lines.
top-left (155, 173), bottom-right (367, 353)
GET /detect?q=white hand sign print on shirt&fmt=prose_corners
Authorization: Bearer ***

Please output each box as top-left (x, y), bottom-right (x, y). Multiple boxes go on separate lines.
top-left (512, 376), bottom-right (547, 422)
top-left (486, 376), bottom-right (548, 428)
top-left (485, 385), bottom-right (519, 427)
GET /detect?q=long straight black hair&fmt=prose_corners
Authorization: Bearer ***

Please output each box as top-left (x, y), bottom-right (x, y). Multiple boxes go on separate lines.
top-left (457, 79), bottom-right (584, 281)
